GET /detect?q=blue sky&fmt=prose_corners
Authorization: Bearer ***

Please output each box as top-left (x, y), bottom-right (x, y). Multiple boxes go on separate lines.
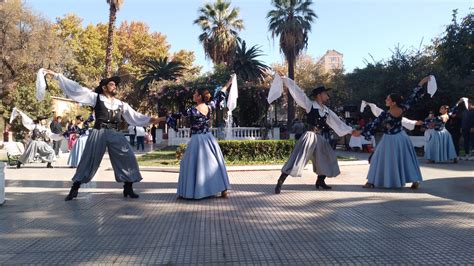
top-left (28, 0), bottom-right (472, 73)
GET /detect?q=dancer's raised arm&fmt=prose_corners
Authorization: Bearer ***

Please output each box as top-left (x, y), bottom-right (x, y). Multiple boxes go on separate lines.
top-left (43, 70), bottom-right (98, 107)
top-left (403, 76), bottom-right (430, 111)
top-left (282, 77), bottom-right (313, 113)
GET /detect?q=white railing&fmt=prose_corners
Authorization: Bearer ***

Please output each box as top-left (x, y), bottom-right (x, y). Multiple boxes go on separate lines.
top-left (225, 127), bottom-right (262, 140)
top-left (168, 127), bottom-right (280, 146)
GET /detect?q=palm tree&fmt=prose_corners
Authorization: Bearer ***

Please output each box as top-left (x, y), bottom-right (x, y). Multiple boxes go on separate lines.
top-left (136, 57), bottom-right (186, 92)
top-left (267, 0), bottom-right (317, 123)
top-left (194, 0), bottom-right (244, 66)
top-left (104, 0), bottom-right (124, 78)
top-left (233, 40), bottom-right (270, 83)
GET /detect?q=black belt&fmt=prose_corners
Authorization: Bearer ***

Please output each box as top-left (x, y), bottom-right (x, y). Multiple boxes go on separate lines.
top-left (95, 122), bottom-right (119, 129)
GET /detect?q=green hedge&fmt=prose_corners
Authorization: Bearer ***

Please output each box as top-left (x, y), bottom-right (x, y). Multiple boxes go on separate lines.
top-left (176, 140), bottom-right (296, 161)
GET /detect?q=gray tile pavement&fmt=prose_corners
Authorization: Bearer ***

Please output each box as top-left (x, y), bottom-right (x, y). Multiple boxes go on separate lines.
top-left (0, 151), bottom-right (473, 264)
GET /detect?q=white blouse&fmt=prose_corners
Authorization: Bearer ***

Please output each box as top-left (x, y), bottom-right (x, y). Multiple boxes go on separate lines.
top-left (55, 74), bottom-right (151, 127)
top-left (283, 77), bottom-right (353, 137)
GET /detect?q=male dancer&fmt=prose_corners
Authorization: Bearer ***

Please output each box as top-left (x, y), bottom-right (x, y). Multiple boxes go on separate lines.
top-left (43, 70), bottom-right (163, 201)
top-left (12, 108), bottom-right (58, 168)
top-left (275, 78), bottom-right (354, 194)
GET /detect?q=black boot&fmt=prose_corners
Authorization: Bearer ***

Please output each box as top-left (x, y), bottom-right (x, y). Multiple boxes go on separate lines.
top-left (16, 161), bottom-right (22, 169)
top-left (46, 162), bottom-right (53, 168)
top-left (65, 181), bottom-right (81, 201)
top-left (315, 175), bottom-right (332, 189)
top-left (275, 174), bottom-right (288, 194)
top-left (123, 182), bottom-right (139, 198)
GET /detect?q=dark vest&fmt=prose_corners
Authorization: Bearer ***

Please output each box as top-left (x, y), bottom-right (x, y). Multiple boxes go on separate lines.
top-left (306, 107), bottom-right (330, 131)
top-left (31, 125), bottom-right (48, 141)
top-left (93, 95), bottom-right (122, 129)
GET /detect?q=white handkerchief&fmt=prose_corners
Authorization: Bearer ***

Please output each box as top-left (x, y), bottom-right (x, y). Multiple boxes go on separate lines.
top-left (9, 107), bottom-right (19, 124)
top-left (361, 100), bottom-right (384, 117)
top-left (267, 73), bottom-right (283, 104)
top-left (461, 97), bottom-right (469, 109)
top-left (360, 101), bottom-right (367, 113)
top-left (427, 75), bottom-right (437, 98)
top-left (227, 74), bottom-right (238, 112)
top-left (36, 68), bottom-right (47, 101)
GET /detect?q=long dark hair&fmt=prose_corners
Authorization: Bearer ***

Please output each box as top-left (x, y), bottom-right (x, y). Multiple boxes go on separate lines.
top-left (388, 93), bottom-right (405, 108)
top-left (196, 88), bottom-right (212, 103)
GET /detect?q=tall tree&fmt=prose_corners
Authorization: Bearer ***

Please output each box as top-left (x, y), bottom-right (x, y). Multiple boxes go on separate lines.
top-left (194, 0), bottom-right (244, 66)
top-left (104, 0), bottom-right (124, 77)
top-left (232, 40), bottom-right (270, 83)
top-left (267, 0), bottom-right (317, 123)
top-left (115, 21), bottom-right (170, 74)
top-left (0, 0), bottom-right (63, 138)
top-left (136, 57), bottom-right (186, 93)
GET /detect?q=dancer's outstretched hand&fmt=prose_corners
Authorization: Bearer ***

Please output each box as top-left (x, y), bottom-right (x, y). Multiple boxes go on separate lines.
top-left (418, 76), bottom-right (431, 86)
top-left (149, 117), bottom-right (164, 124)
top-left (43, 69), bottom-right (57, 76)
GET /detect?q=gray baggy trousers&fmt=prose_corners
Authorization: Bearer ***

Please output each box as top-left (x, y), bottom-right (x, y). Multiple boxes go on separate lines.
top-left (72, 128), bottom-right (143, 184)
top-left (281, 131), bottom-right (340, 177)
top-left (19, 140), bottom-right (55, 164)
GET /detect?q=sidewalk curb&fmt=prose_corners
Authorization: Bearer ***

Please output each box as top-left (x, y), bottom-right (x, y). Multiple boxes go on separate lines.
top-left (110, 160), bottom-right (369, 173)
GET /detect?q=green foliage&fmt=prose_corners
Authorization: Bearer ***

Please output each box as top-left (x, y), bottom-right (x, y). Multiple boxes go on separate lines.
top-left (344, 11), bottom-right (473, 119)
top-left (176, 140), bottom-right (296, 161)
top-left (10, 85), bottom-right (53, 140)
top-left (194, 0), bottom-right (244, 65)
top-left (232, 85), bottom-right (270, 126)
top-left (232, 40), bottom-right (270, 83)
top-left (0, 0), bottom-right (64, 123)
top-left (267, 0), bottom-right (317, 63)
top-left (136, 57), bottom-right (186, 94)
top-left (267, 0), bottom-right (318, 123)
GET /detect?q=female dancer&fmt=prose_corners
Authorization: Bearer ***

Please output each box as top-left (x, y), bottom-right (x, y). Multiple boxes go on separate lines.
top-left (67, 114), bottom-right (94, 168)
top-left (360, 76), bottom-right (431, 189)
top-left (168, 75), bottom-right (234, 199)
top-left (423, 100), bottom-right (465, 163)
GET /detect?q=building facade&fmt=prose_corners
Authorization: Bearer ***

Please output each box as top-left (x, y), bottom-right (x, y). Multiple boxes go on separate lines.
top-left (316, 50), bottom-right (343, 73)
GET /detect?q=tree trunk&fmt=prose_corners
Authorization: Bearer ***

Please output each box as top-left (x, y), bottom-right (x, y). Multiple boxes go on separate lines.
top-left (104, 5), bottom-right (117, 78)
top-left (287, 56), bottom-right (295, 126)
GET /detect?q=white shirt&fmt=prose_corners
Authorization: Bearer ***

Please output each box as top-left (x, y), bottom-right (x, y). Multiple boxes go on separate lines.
top-left (135, 127), bottom-right (146, 137)
top-left (128, 125), bottom-right (136, 135)
top-left (55, 74), bottom-right (151, 127)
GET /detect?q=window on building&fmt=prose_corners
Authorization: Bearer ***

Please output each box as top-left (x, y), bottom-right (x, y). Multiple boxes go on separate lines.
top-left (330, 57), bottom-right (338, 62)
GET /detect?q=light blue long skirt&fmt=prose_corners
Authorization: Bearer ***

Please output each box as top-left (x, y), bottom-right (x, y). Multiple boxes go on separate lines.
top-left (178, 132), bottom-right (230, 199)
top-left (68, 135), bottom-right (88, 167)
top-left (367, 131), bottom-right (422, 188)
top-left (424, 128), bottom-right (457, 162)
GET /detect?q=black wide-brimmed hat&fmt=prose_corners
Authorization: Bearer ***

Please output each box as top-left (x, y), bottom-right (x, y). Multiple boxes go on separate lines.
top-left (95, 76), bottom-right (121, 93)
top-left (310, 86), bottom-right (331, 97)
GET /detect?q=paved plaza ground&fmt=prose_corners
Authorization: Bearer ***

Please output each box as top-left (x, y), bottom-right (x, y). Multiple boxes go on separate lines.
top-left (0, 150), bottom-right (473, 265)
